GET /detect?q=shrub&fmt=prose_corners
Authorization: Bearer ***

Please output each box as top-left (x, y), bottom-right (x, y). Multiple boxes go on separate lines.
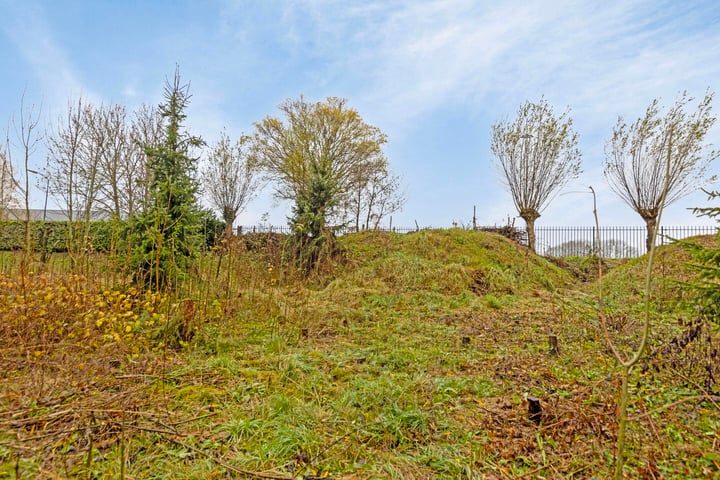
top-left (0, 220), bottom-right (114, 252)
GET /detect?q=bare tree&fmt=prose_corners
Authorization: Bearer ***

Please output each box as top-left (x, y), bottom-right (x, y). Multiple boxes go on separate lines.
top-left (602, 239), bottom-right (638, 259)
top-left (46, 98), bottom-right (88, 224)
top-left (491, 98), bottom-right (581, 252)
top-left (202, 130), bottom-right (263, 232)
top-left (0, 147), bottom-right (19, 218)
top-left (5, 93), bottom-right (42, 280)
top-left (129, 103), bottom-right (164, 215)
top-left (604, 91), bottom-right (718, 252)
top-left (46, 100), bottom-right (163, 223)
top-left (545, 238), bottom-right (638, 258)
top-left (342, 156), bottom-right (405, 231)
top-left (545, 240), bottom-right (594, 257)
top-left (93, 103), bottom-right (129, 219)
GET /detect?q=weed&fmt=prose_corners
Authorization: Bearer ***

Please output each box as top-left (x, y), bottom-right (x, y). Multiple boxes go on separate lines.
top-left (1, 230), bottom-right (719, 478)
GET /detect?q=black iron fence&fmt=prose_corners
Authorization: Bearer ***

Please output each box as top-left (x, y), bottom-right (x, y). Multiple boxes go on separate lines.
top-left (235, 225), bottom-right (442, 235)
top-left (536, 225), bottom-right (717, 258)
top-left (235, 224), bottom-right (717, 259)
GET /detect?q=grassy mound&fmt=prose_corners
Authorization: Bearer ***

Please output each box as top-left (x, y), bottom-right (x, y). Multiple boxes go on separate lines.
top-left (319, 229), bottom-right (572, 310)
top-left (2, 232), bottom-right (719, 479)
top-left (596, 235), bottom-right (717, 314)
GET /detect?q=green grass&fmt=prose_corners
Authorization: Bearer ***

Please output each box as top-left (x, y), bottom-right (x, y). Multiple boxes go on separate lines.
top-left (0, 230), bottom-right (718, 479)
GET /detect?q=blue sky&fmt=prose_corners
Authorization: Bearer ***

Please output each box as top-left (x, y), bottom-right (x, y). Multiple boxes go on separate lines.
top-left (1, 0), bottom-right (719, 229)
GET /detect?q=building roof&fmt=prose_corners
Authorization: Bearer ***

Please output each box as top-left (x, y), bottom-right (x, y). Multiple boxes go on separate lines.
top-left (1, 208), bottom-right (111, 221)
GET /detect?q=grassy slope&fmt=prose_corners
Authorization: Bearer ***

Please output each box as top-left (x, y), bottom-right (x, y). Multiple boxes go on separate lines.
top-left (1, 230), bottom-right (718, 479)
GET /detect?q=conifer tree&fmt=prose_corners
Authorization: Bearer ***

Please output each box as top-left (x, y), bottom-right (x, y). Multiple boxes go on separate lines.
top-left (130, 67), bottom-right (204, 291)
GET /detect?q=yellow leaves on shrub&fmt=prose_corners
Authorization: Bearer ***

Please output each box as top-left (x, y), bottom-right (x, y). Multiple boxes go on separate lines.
top-left (0, 273), bottom-right (171, 352)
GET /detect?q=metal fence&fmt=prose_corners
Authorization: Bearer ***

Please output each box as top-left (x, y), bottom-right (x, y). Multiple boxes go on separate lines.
top-left (235, 224), bottom-right (717, 258)
top-left (235, 225), bottom-right (440, 235)
top-left (536, 225), bottom-right (717, 258)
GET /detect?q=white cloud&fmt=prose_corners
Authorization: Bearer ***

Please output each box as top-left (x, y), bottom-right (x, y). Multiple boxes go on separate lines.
top-left (276, 0), bottom-right (719, 139)
top-left (1, 2), bottom-right (101, 118)
top-left (6, 0), bottom-right (715, 226)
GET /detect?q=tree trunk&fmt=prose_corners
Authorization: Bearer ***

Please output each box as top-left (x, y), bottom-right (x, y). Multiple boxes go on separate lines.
top-left (644, 215), bottom-right (658, 254)
top-left (223, 207), bottom-right (236, 234)
top-left (520, 209), bottom-right (540, 253)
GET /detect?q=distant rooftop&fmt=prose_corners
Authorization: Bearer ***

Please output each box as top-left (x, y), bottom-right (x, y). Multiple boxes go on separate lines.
top-left (1, 208), bottom-right (111, 221)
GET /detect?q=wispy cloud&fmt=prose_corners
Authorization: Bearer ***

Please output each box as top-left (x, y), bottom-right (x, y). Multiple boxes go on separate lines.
top-left (262, 0), bottom-right (720, 225)
top-left (4, 0), bottom-right (716, 225)
top-left (1, 2), bottom-right (99, 118)
top-left (278, 0), bottom-right (719, 134)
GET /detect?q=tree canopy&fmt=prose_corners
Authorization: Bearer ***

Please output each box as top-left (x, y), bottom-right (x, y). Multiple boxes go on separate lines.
top-left (202, 131), bottom-right (263, 232)
top-left (490, 98), bottom-right (582, 252)
top-left (604, 91), bottom-right (718, 252)
top-left (251, 96), bottom-right (390, 269)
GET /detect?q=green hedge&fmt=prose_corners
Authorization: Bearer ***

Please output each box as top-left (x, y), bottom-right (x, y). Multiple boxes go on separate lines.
top-left (0, 220), bottom-right (116, 252)
top-left (0, 217), bottom-right (222, 253)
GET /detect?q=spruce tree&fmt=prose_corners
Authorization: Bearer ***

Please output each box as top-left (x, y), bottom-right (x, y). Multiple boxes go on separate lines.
top-left (684, 190), bottom-right (720, 325)
top-left (130, 67), bottom-right (204, 291)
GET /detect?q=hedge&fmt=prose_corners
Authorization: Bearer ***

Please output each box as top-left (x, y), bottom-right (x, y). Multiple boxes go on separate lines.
top-left (0, 218), bottom-right (222, 253)
top-left (0, 220), bottom-right (117, 252)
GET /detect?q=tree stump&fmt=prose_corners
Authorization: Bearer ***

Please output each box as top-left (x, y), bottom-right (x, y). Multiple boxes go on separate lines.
top-left (548, 335), bottom-right (560, 355)
top-left (527, 395), bottom-right (542, 424)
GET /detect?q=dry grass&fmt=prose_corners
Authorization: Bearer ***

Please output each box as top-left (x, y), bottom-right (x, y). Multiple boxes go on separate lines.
top-left (1, 230), bottom-right (719, 478)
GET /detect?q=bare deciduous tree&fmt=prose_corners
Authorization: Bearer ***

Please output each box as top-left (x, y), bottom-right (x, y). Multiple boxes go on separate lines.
top-left (203, 130), bottom-right (263, 232)
top-left (0, 147), bottom-right (19, 218)
top-left (129, 103), bottom-right (164, 216)
top-left (604, 91), bottom-right (718, 252)
top-left (93, 103), bottom-right (129, 219)
top-left (46, 98), bottom-right (87, 224)
top-left (46, 100), bottom-right (163, 222)
top-left (491, 98), bottom-right (582, 252)
top-left (5, 93), bottom-right (42, 280)
top-left (342, 156), bottom-right (405, 231)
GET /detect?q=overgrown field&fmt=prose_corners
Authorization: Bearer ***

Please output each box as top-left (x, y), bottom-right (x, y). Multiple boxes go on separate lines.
top-left (1, 229), bottom-right (718, 479)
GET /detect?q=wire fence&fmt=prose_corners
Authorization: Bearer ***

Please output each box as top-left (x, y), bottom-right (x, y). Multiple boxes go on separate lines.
top-left (235, 224), bottom-right (717, 258)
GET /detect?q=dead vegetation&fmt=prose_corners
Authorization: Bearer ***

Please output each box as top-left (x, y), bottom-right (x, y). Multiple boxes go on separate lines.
top-left (1, 230), bottom-right (719, 478)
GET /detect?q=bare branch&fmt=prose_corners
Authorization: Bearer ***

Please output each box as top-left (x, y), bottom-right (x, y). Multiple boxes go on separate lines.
top-left (490, 97), bottom-right (582, 252)
top-left (604, 91), bottom-right (718, 252)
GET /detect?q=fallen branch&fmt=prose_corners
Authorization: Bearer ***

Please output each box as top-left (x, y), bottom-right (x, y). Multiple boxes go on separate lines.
top-left (165, 434), bottom-right (295, 480)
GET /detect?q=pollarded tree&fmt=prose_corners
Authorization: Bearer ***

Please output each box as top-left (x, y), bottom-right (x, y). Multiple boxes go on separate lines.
top-left (491, 98), bottom-right (582, 253)
top-left (130, 67), bottom-right (205, 291)
top-left (252, 96), bottom-right (387, 268)
top-left (604, 91), bottom-right (718, 253)
top-left (202, 130), bottom-right (263, 232)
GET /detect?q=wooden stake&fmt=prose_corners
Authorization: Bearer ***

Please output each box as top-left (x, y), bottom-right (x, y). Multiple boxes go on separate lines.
top-left (548, 335), bottom-right (559, 355)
